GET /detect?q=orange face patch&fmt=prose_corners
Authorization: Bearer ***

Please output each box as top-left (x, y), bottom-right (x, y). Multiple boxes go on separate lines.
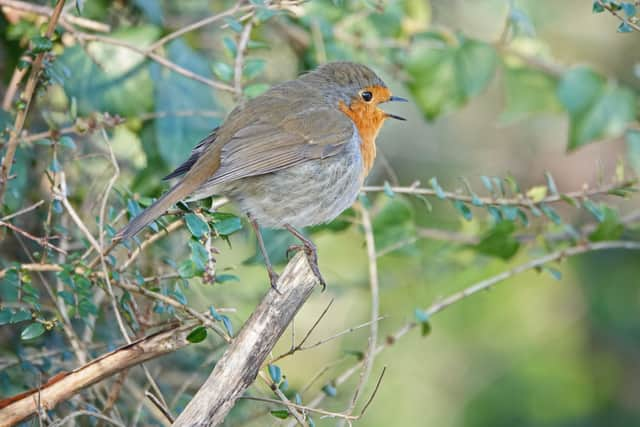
top-left (338, 85), bottom-right (392, 177)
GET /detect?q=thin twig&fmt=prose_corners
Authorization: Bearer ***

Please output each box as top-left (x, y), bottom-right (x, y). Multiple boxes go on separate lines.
top-left (0, 221), bottom-right (66, 254)
top-left (597, 0), bottom-right (640, 32)
top-left (341, 203), bottom-right (380, 421)
top-left (0, 200), bottom-right (44, 221)
top-left (295, 240), bottom-right (640, 419)
top-left (0, 0), bottom-right (111, 32)
top-left (145, 3), bottom-right (251, 52)
top-left (363, 180), bottom-right (636, 209)
top-left (233, 15), bottom-right (255, 97)
top-left (65, 27), bottom-right (236, 93)
top-left (0, 0), bottom-right (66, 205)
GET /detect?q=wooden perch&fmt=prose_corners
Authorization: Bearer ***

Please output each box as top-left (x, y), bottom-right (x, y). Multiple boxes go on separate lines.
top-left (173, 252), bottom-right (319, 426)
top-left (0, 253), bottom-right (318, 426)
top-left (0, 322), bottom-right (195, 426)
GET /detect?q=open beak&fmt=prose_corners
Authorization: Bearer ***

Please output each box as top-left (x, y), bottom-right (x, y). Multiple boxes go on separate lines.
top-left (383, 95), bottom-right (409, 121)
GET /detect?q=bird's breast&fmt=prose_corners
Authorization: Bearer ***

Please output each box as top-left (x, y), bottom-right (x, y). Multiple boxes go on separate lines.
top-left (338, 102), bottom-right (385, 177)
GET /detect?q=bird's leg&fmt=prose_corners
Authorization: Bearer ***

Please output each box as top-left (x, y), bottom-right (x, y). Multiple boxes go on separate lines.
top-left (249, 216), bottom-right (280, 291)
top-left (284, 224), bottom-right (326, 291)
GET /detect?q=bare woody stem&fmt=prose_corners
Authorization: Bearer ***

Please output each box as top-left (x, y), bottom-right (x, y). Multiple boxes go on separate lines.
top-left (0, 322), bottom-right (196, 427)
top-left (0, 0), bottom-right (66, 205)
top-left (172, 252), bottom-right (319, 427)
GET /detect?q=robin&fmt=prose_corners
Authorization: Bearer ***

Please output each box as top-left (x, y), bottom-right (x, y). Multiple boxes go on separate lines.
top-left (116, 61), bottom-right (407, 289)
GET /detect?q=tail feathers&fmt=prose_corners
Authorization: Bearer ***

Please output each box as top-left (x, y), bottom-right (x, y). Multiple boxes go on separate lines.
top-left (115, 181), bottom-right (197, 241)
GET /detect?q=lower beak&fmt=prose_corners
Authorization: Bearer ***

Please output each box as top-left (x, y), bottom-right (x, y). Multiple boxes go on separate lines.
top-left (384, 95), bottom-right (408, 120)
top-left (385, 113), bottom-right (407, 121)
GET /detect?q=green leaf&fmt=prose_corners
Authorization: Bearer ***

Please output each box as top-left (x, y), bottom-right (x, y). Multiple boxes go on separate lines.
top-left (539, 203), bottom-right (562, 225)
top-left (270, 410), bottom-right (290, 419)
top-left (224, 16), bottom-right (243, 32)
top-left (243, 58), bottom-right (266, 80)
top-left (58, 136), bottom-right (77, 150)
top-left (452, 200), bottom-right (472, 221)
top-left (31, 36), bottom-right (53, 53)
top-left (618, 21), bottom-right (634, 32)
top-left (10, 310), bottom-right (31, 323)
top-left (186, 326), bottom-right (207, 343)
top-left (0, 308), bottom-right (13, 325)
top-left (244, 83), bottom-right (270, 98)
top-left (221, 315), bottom-right (233, 336)
top-left (557, 66), bottom-right (636, 150)
top-left (475, 221), bottom-right (520, 260)
top-left (212, 212), bottom-right (242, 236)
top-left (589, 207), bottom-right (624, 241)
top-left (429, 177), bottom-right (446, 199)
top-left (209, 305), bottom-right (222, 321)
top-left (582, 199), bottom-right (605, 222)
top-left (322, 383), bottom-right (337, 397)
top-left (150, 39), bottom-right (221, 164)
top-left (421, 320), bottom-right (432, 337)
top-left (626, 130), bottom-right (640, 174)
top-left (211, 61), bottom-right (233, 82)
top-left (593, 1), bottom-right (605, 13)
top-left (383, 181), bottom-right (395, 197)
top-left (501, 66), bottom-right (561, 123)
top-left (184, 213), bottom-right (209, 238)
top-left (21, 322), bottom-right (45, 340)
top-left (622, 2), bottom-right (637, 16)
top-left (58, 26), bottom-right (160, 118)
top-left (268, 364), bottom-right (282, 383)
top-left (406, 33), bottom-right (497, 120)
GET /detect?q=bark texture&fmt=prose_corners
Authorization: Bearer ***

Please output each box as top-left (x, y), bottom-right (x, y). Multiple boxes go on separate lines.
top-left (172, 252), bottom-right (318, 426)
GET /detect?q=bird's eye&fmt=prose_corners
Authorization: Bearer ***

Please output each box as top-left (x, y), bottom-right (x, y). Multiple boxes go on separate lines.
top-left (360, 91), bottom-right (373, 102)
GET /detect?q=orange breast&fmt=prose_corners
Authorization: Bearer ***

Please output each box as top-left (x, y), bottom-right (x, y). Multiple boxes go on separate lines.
top-left (338, 100), bottom-right (386, 177)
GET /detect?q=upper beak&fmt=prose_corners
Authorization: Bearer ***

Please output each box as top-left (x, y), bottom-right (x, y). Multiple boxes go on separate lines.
top-left (383, 95), bottom-right (409, 121)
top-left (389, 96), bottom-right (409, 103)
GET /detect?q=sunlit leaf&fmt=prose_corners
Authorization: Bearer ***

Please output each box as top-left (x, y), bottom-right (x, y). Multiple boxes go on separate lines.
top-left (557, 66), bottom-right (636, 150)
top-left (406, 33), bottom-right (497, 120)
top-left (21, 322), bottom-right (45, 340)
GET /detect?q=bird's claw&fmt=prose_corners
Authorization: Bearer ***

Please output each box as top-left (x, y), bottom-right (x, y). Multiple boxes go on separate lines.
top-left (286, 243), bottom-right (327, 291)
top-left (269, 271), bottom-right (282, 294)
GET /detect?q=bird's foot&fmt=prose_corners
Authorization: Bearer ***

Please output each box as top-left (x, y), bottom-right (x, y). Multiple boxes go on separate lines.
top-left (268, 269), bottom-right (281, 294)
top-left (286, 241), bottom-right (327, 291)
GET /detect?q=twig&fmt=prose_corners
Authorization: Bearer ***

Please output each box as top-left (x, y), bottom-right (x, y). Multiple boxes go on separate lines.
top-left (257, 371), bottom-right (308, 426)
top-left (272, 299), bottom-right (334, 362)
top-left (145, 3), bottom-right (252, 52)
top-left (49, 410), bottom-right (125, 427)
top-left (233, 15), bottom-right (255, 97)
top-left (0, 0), bottom-right (66, 205)
top-left (0, 199), bottom-right (44, 221)
top-left (0, 220), bottom-right (66, 254)
top-left (0, 0), bottom-right (111, 32)
top-left (245, 369), bottom-right (385, 422)
top-left (295, 240), bottom-right (640, 418)
top-left (65, 27), bottom-right (236, 93)
top-left (341, 203), bottom-right (380, 421)
top-left (0, 322), bottom-right (196, 426)
top-left (597, 0), bottom-right (640, 32)
top-left (144, 391), bottom-right (174, 423)
top-left (363, 180), bottom-right (636, 209)
top-left (172, 253), bottom-right (319, 426)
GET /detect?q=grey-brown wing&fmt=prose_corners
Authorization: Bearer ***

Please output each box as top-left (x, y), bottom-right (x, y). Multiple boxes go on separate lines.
top-left (205, 107), bottom-right (355, 186)
top-left (163, 128), bottom-right (218, 180)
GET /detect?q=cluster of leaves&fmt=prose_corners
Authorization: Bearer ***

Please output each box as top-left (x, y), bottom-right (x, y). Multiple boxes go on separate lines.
top-left (404, 32), bottom-right (637, 154)
top-left (593, 0), bottom-right (639, 32)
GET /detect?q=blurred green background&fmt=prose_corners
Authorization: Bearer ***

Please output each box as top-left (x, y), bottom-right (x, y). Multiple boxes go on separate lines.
top-left (1, 0), bottom-right (640, 426)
